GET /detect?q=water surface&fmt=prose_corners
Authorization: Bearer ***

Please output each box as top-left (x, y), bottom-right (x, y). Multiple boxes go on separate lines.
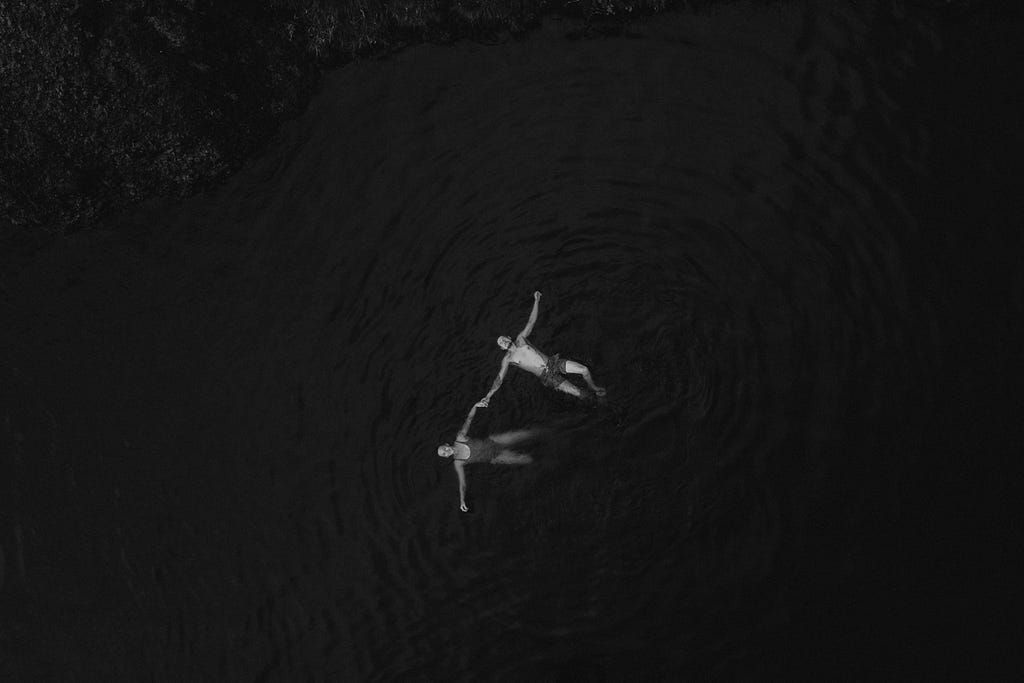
top-left (2, 2), bottom-right (985, 679)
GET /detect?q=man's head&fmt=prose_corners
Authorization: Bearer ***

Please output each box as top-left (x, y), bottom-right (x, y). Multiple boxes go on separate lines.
top-left (497, 335), bottom-right (512, 350)
top-left (437, 444), bottom-right (454, 458)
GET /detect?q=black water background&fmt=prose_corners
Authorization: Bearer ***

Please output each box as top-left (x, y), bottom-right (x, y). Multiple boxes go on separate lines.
top-left (1, 2), bottom-right (1021, 680)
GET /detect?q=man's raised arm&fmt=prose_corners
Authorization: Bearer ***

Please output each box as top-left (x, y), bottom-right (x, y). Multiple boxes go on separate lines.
top-left (478, 357), bottom-right (510, 406)
top-left (517, 291), bottom-right (542, 340)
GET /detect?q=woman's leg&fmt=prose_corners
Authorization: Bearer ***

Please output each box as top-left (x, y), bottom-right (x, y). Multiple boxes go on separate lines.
top-left (562, 360), bottom-right (605, 396)
top-left (490, 429), bottom-right (543, 446)
top-left (492, 449), bottom-right (533, 465)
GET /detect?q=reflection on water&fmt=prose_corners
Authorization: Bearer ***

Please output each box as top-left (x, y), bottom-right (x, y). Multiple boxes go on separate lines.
top-left (2, 2), bottom-right (956, 679)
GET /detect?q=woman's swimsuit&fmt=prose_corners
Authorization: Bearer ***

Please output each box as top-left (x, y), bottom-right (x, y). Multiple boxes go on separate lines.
top-left (455, 437), bottom-right (500, 463)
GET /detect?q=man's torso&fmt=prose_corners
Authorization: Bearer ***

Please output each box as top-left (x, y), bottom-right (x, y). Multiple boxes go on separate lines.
top-left (508, 340), bottom-right (547, 375)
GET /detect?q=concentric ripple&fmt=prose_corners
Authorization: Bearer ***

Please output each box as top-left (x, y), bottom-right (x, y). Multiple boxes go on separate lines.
top-left (50, 3), bottom-right (940, 679)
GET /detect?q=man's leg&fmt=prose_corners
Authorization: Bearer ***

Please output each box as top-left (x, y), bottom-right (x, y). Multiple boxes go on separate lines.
top-left (553, 379), bottom-right (584, 398)
top-left (562, 360), bottom-right (606, 396)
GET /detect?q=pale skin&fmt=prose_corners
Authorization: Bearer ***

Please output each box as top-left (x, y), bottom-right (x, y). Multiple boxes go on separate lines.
top-left (477, 291), bottom-right (606, 405)
top-left (437, 403), bottom-right (537, 512)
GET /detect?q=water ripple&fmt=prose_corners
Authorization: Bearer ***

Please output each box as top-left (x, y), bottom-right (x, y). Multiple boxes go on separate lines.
top-left (96, 3), bottom-right (945, 679)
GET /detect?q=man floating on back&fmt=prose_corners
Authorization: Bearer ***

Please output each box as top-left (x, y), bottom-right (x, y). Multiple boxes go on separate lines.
top-left (477, 291), bottom-right (605, 404)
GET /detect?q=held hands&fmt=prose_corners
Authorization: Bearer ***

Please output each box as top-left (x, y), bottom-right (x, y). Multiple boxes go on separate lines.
top-left (475, 397), bottom-right (490, 408)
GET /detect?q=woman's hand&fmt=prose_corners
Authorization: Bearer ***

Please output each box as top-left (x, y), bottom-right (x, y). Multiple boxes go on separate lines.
top-left (534, 291), bottom-right (542, 301)
top-left (460, 502), bottom-right (469, 512)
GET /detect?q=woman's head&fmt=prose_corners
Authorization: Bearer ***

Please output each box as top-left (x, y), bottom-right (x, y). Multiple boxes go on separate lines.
top-left (496, 335), bottom-right (512, 350)
top-left (437, 444), bottom-right (454, 458)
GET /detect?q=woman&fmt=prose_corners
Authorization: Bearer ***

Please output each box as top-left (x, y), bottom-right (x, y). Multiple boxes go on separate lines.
top-left (437, 402), bottom-right (538, 512)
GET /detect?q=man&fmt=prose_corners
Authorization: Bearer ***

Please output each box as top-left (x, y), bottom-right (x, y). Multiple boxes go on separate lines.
top-left (437, 402), bottom-right (539, 512)
top-left (477, 291), bottom-right (605, 404)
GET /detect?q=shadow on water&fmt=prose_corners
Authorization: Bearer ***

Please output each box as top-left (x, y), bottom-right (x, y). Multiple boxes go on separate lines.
top-left (3, 1), bottom-right (1011, 680)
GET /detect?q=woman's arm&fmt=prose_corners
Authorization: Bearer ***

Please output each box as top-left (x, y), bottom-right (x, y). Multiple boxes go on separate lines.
top-left (455, 461), bottom-right (468, 512)
top-left (457, 405), bottom-right (478, 440)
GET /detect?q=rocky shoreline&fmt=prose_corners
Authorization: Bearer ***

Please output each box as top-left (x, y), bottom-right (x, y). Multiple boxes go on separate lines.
top-left (1, 0), bottom-right (683, 239)
top-left (0, 0), bottom-right (983, 244)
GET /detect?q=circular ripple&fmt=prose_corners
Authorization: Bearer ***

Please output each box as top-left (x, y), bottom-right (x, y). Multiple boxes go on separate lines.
top-left (145, 4), bottom-right (941, 679)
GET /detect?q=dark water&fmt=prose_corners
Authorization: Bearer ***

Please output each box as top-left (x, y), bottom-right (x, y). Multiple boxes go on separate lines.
top-left (2, 2), bottom-right (1018, 680)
